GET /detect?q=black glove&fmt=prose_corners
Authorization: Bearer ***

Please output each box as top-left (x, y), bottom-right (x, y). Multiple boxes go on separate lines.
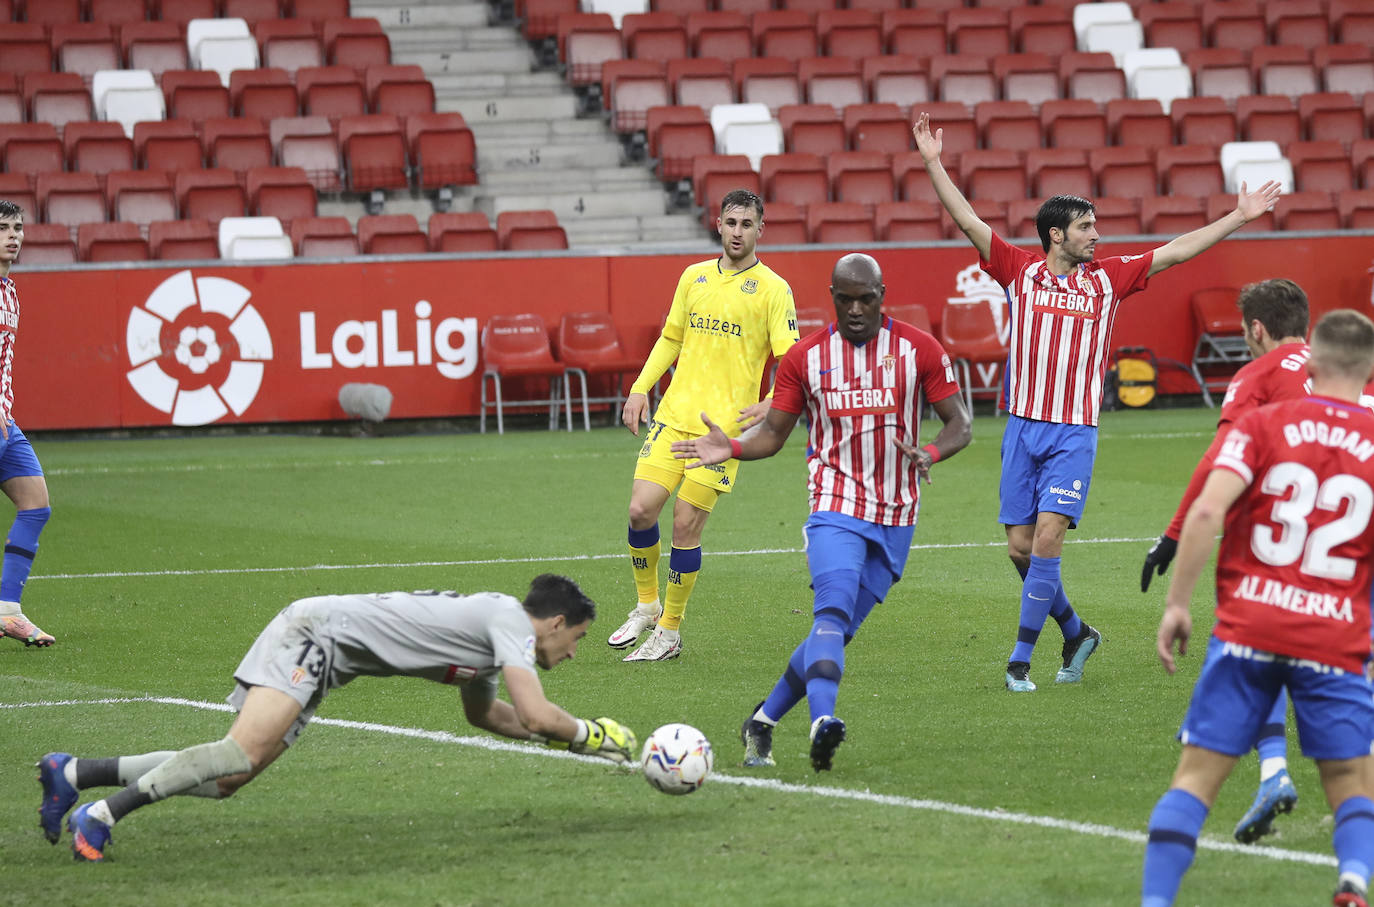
top-left (1141, 534), bottom-right (1178, 593)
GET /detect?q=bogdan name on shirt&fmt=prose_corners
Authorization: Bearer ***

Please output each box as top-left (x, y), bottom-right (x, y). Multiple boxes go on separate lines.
top-left (1281, 419), bottom-right (1374, 461)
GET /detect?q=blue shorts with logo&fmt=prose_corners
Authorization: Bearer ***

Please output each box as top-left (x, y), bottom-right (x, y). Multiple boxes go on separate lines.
top-left (998, 414), bottom-right (1097, 528)
top-left (1178, 636), bottom-right (1374, 761)
top-left (802, 510), bottom-right (914, 611)
top-left (0, 423), bottom-right (43, 483)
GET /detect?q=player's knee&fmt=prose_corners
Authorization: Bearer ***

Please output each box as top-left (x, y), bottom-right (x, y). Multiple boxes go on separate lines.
top-left (627, 499), bottom-right (659, 528)
top-left (804, 659), bottom-right (843, 683)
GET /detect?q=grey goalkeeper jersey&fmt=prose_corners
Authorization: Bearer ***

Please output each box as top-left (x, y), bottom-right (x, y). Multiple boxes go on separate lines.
top-left (288, 590), bottom-right (538, 691)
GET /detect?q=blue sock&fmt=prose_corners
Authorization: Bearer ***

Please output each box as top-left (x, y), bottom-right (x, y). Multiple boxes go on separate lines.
top-left (627, 523), bottom-right (658, 549)
top-left (1255, 690), bottom-right (1289, 765)
top-left (1, 506), bottom-right (49, 603)
top-left (1049, 584), bottom-right (1082, 641)
top-left (1334, 797), bottom-right (1374, 889)
top-left (1142, 788), bottom-right (1209, 907)
top-left (1010, 555), bottom-right (1059, 664)
top-left (760, 641), bottom-right (807, 723)
top-left (804, 570), bottom-right (859, 723)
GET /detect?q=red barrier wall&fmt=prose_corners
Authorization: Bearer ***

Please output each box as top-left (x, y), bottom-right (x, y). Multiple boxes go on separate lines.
top-left (11, 235), bottom-right (1374, 430)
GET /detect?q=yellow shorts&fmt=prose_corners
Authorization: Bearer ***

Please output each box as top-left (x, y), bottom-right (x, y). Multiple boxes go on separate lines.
top-left (634, 421), bottom-right (739, 512)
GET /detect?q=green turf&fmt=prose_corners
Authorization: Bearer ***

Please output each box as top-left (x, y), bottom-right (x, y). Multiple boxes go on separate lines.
top-left (0, 408), bottom-right (1347, 905)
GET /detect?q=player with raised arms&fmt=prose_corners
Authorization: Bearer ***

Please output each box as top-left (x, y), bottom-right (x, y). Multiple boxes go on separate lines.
top-left (1144, 310), bottom-right (1374, 907)
top-left (37, 574), bottom-right (637, 862)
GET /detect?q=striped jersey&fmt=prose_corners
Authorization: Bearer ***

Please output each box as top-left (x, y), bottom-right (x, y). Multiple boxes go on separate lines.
top-left (982, 232), bottom-right (1152, 427)
top-left (649, 258), bottom-right (798, 436)
top-left (771, 316), bottom-right (961, 526)
top-left (0, 278), bottom-right (18, 424)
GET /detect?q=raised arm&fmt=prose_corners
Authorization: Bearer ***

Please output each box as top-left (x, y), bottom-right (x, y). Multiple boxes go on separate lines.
top-left (913, 111), bottom-right (991, 261)
top-left (1147, 181), bottom-right (1283, 278)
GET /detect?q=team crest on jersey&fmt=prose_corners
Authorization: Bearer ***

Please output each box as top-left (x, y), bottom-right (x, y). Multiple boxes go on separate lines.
top-left (881, 354), bottom-right (896, 375)
top-left (695, 275), bottom-right (707, 284)
top-left (741, 279), bottom-right (758, 294)
top-left (290, 666), bottom-right (306, 687)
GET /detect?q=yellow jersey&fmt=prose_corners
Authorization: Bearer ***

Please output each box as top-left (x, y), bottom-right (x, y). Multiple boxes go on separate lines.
top-left (635, 257), bottom-right (798, 436)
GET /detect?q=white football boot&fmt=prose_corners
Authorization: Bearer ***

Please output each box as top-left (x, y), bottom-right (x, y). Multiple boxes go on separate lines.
top-left (623, 625), bottom-right (682, 662)
top-left (607, 601), bottom-right (661, 649)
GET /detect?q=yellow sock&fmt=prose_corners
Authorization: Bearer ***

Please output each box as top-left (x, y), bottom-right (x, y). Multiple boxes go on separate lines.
top-left (659, 545), bottom-right (701, 632)
top-left (628, 523), bottom-right (662, 606)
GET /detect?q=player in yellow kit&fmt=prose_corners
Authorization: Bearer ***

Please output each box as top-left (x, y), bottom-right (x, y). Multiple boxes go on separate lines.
top-left (611, 189), bottom-right (799, 661)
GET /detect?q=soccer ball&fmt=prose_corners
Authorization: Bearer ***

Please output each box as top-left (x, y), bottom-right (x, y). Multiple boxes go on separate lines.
top-left (640, 723), bottom-right (713, 795)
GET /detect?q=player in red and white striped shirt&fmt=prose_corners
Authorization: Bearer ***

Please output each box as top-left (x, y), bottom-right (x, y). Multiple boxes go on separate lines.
top-left (671, 253), bottom-right (971, 771)
top-left (915, 112), bottom-right (1283, 692)
top-left (0, 200), bottom-right (55, 648)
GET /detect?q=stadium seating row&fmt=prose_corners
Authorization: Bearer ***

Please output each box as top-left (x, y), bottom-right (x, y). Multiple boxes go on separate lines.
top-left (13, 209), bottom-right (571, 264)
top-left (0, 0), bottom-right (348, 25)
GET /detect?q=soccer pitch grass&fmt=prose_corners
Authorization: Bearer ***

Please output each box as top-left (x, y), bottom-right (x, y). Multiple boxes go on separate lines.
top-left (0, 408), bottom-right (1346, 906)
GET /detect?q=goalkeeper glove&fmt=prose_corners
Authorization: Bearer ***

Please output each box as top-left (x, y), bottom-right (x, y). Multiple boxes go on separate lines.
top-left (1140, 533), bottom-right (1178, 593)
top-left (535, 718), bottom-right (638, 764)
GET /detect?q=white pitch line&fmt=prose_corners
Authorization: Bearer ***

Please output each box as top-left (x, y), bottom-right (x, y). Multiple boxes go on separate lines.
top-left (0, 695), bottom-right (1336, 869)
top-left (27, 536), bottom-right (1159, 583)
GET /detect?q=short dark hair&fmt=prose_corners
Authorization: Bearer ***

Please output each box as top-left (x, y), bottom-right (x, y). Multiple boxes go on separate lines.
top-left (0, 200), bottom-right (24, 220)
top-left (1310, 309), bottom-right (1374, 381)
top-left (1035, 195), bottom-right (1095, 252)
top-left (719, 188), bottom-right (763, 222)
top-left (522, 574), bottom-right (596, 624)
top-left (1237, 279), bottom-right (1309, 341)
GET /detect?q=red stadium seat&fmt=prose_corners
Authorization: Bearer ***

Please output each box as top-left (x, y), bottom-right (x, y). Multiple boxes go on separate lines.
top-left (36, 172), bottom-right (106, 234)
top-left (1041, 98), bottom-right (1108, 149)
top-left (174, 169), bottom-right (247, 224)
top-left (152, 0), bottom-right (217, 26)
top-left (760, 152), bottom-right (828, 206)
top-left (807, 201), bottom-right (874, 244)
top-left (829, 150), bottom-right (894, 205)
top-left (920, 101), bottom-right (977, 165)
top-left (1206, 193), bottom-right (1276, 233)
top-left (0, 25), bottom-right (53, 75)
top-left (947, 8), bottom-right (1011, 57)
top-left (122, 21), bottom-right (190, 76)
top-left (622, 11), bottom-right (688, 62)
top-left (246, 166), bottom-right (315, 227)
top-left (818, 9), bottom-right (882, 59)
top-left (339, 114), bottom-right (409, 191)
top-left (1141, 196), bottom-right (1206, 233)
top-left (366, 64), bottom-right (436, 117)
top-left (1274, 190), bottom-right (1339, 230)
top-left (1, 123), bottom-right (62, 177)
top-left (893, 150), bottom-right (948, 204)
top-left (995, 52), bottom-right (1060, 108)
top-left (62, 121), bottom-right (131, 175)
top-left (687, 11), bottom-right (752, 62)
top-left (863, 55), bottom-right (930, 112)
top-left (1139, 2), bottom-right (1204, 54)
top-left (1091, 145), bottom-right (1157, 199)
top-left (845, 102), bottom-right (909, 154)
top-left (1011, 6), bottom-right (1075, 56)
top-left (752, 10), bottom-right (819, 59)
top-left (882, 9), bottom-right (946, 59)
top-left (357, 213), bottom-right (427, 255)
top-left (480, 312), bottom-right (572, 434)
top-left (610, 73), bottom-right (670, 134)
top-left (274, 116), bottom-right (343, 192)
top-left (203, 116), bottom-right (273, 174)
top-left (290, 215), bottom-right (357, 257)
top-left (231, 68), bottom-right (299, 120)
top-left (224, 0), bottom-right (283, 27)
top-left (1298, 91), bottom-right (1364, 144)
top-left (17, 224), bottom-right (77, 265)
top-left (1005, 198), bottom-right (1041, 239)
top-left (734, 57), bottom-right (800, 116)
top-left (105, 170), bottom-right (177, 230)
top-left (557, 310), bottom-right (643, 430)
top-left (1204, 0), bottom-right (1266, 50)
top-left (22, 0), bottom-right (82, 28)
top-left (1355, 139), bottom-right (1374, 190)
top-left (874, 200), bottom-right (942, 241)
top-left (297, 65), bottom-right (367, 119)
top-left (1091, 197), bottom-right (1143, 234)
top-left (959, 150), bottom-right (1025, 202)
top-left (79, 221), bottom-right (148, 262)
top-left (1236, 95), bottom-right (1301, 145)
top-left (779, 103), bottom-right (845, 156)
top-left (668, 57), bottom-right (733, 110)
top-left (975, 100), bottom-right (1039, 151)
top-left (1026, 148), bottom-right (1092, 198)
top-left (91, 0), bottom-right (151, 28)
top-left (1171, 96), bottom-right (1238, 146)
top-left (324, 18), bottom-right (392, 73)
top-left (1267, 0), bottom-right (1331, 45)
top-left (1338, 189), bottom-right (1374, 229)
top-left (505, 225), bottom-right (569, 251)
top-left (428, 212), bottom-right (499, 253)
top-left (290, 0), bottom-right (351, 21)
top-left (0, 175), bottom-right (38, 224)
top-left (254, 18), bottom-right (325, 73)
top-left (135, 120), bottom-right (204, 172)
top-left (405, 112), bottom-right (476, 188)
top-left (1156, 145), bottom-right (1224, 197)
top-left (939, 299), bottom-right (1006, 411)
top-left (1106, 98), bottom-right (1172, 147)
top-left (496, 210), bottom-right (561, 247)
top-left (799, 56), bottom-right (864, 113)
top-left (758, 201), bottom-right (807, 245)
top-left (1289, 140), bottom-right (1354, 192)
top-left (932, 55), bottom-right (997, 107)
top-left (162, 70), bottom-right (231, 124)
top-left (52, 23), bottom-right (121, 81)
top-left (148, 218), bottom-right (218, 260)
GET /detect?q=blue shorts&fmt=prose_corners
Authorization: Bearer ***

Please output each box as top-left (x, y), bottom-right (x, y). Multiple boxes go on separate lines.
top-left (998, 415), bottom-right (1097, 528)
top-left (1178, 636), bottom-right (1374, 761)
top-left (802, 511), bottom-right (914, 603)
top-left (0, 423), bottom-right (42, 483)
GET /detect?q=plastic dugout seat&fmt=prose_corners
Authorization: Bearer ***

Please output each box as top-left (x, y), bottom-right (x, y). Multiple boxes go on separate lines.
top-left (64, 122), bottom-right (134, 181)
top-left (1219, 140), bottom-right (1288, 193)
top-left (829, 151), bottom-right (895, 206)
top-left (974, 100), bottom-right (1038, 150)
top-left (104, 170), bottom-right (176, 229)
top-left (217, 215), bottom-right (292, 259)
top-left (752, 11), bottom-right (819, 59)
top-left (1011, 7), bottom-right (1075, 57)
top-left (1289, 140), bottom-right (1354, 192)
top-left (0, 175), bottom-right (38, 223)
top-left (807, 201), bottom-right (874, 244)
top-left (1138, 2), bottom-right (1204, 54)
top-left (36, 172), bottom-right (107, 234)
top-left (480, 313), bottom-right (573, 434)
top-left (146, 218), bottom-right (217, 260)
top-left (1171, 96), bottom-right (1237, 146)
top-left (1299, 91), bottom-right (1364, 144)
top-left (15, 224), bottom-right (76, 265)
top-left (273, 116), bottom-right (343, 191)
top-left (161, 69), bottom-right (231, 123)
top-left (428, 212), bottom-right (498, 253)
top-left (758, 201), bottom-right (806, 245)
top-left (339, 114), bottom-right (409, 192)
top-left (0, 24), bottom-right (53, 75)
top-left (254, 18), bottom-right (325, 73)
top-left (668, 57), bottom-right (733, 110)
top-left (298, 65), bottom-right (367, 120)
top-left (995, 52), bottom-right (1061, 109)
top-left (246, 166), bottom-right (315, 227)
top-left (231, 68), bottom-right (299, 120)
top-left (290, 215), bottom-right (357, 257)
top-left (800, 57), bottom-right (864, 114)
top-left (874, 200), bottom-right (942, 241)
top-left (1190, 284), bottom-right (1251, 405)
top-left (687, 11), bottom-right (752, 62)
top-left (557, 311), bottom-right (641, 431)
top-left (405, 112), bottom-right (477, 188)
top-left (1338, 189), bottom-right (1374, 229)
top-left (121, 22), bottom-right (190, 77)
top-left (290, 0), bottom-right (351, 21)
top-left (78, 221), bottom-right (148, 262)
top-left (1274, 190), bottom-right (1338, 230)
top-left (778, 103), bottom-right (843, 155)
top-left (1091, 145), bottom-right (1157, 198)
top-left (1237, 95), bottom-right (1301, 145)
top-left (760, 152), bottom-right (828, 205)
top-left (647, 106), bottom-right (712, 183)
top-left (611, 73), bottom-right (670, 134)
top-left (203, 116), bottom-right (273, 174)
top-left (1041, 99), bottom-right (1107, 150)
top-left (621, 12), bottom-right (688, 62)
top-left (939, 300), bottom-right (1005, 415)
top-left (1203, 0), bottom-right (1267, 50)
top-left (1106, 98), bottom-right (1171, 147)
top-left (0, 123), bottom-right (62, 177)
top-left (1323, 58), bottom-right (1374, 96)
top-left (322, 18), bottom-right (391, 74)
top-left (354, 213), bottom-right (424, 255)
top-left (863, 56), bottom-right (930, 112)
top-left (959, 150), bottom-right (1025, 203)
top-left (175, 168), bottom-right (247, 224)
top-left (52, 23), bottom-right (122, 82)
top-left (224, 0), bottom-right (284, 27)
top-left (1156, 144), bottom-right (1224, 197)
top-left (882, 9), bottom-right (946, 59)
top-left (1026, 148), bottom-right (1092, 198)
top-left (818, 9), bottom-right (882, 59)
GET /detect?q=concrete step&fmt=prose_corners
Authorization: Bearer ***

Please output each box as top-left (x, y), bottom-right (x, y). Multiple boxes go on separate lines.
top-left (395, 47), bottom-right (532, 75)
top-left (353, 3), bottom-right (489, 28)
top-left (389, 26), bottom-right (525, 52)
top-left (431, 70), bottom-right (562, 99)
top-left (476, 165), bottom-right (658, 192)
top-left (562, 213), bottom-right (705, 246)
top-left (468, 116), bottom-right (609, 143)
top-left (477, 140), bottom-right (623, 171)
top-left (440, 93), bottom-right (577, 122)
top-left (481, 188), bottom-right (668, 221)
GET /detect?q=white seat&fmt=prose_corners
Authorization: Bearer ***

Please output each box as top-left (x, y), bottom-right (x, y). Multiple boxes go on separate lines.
top-left (1072, 1), bottom-right (1135, 44)
top-left (582, 0), bottom-right (648, 28)
top-left (186, 18), bottom-right (251, 67)
top-left (103, 88), bottom-right (166, 138)
top-left (1122, 48), bottom-right (1183, 84)
top-left (218, 216), bottom-right (287, 259)
top-left (197, 36), bottom-right (260, 86)
top-left (91, 69), bottom-right (156, 117)
top-left (1129, 65), bottom-right (1193, 114)
top-left (720, 120), bottom-right (783, 170)
top-left (1082, 20), bottom-right (1143, 67)
top-left (227, 235), bottom-right (294, 259)
top-left (1229, 159), bottom-right (1294, 194)
top-left (1220, 140), bottom-right (1285, 190)
top-left (709, 102), bottom-right (772, 148)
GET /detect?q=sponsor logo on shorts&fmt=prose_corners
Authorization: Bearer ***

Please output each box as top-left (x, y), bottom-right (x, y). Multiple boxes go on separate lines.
top-left (1049, 485), bottom-right (1082, 501)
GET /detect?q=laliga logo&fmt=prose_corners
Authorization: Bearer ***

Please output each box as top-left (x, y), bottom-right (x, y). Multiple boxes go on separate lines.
top-left (947, 263), bottom-right (1010, 346)
top-left (125, 270), bottom-right (274, 426)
